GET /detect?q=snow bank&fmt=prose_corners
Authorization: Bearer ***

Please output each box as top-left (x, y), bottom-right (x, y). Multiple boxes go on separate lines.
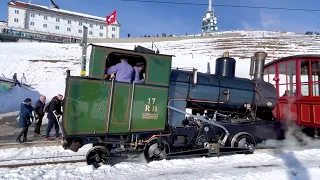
top-left (0, 86), bottom-right (41, 114)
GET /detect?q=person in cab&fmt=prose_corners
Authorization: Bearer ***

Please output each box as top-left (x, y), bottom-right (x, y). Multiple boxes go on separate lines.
top-left (106, 59), bottom-right (134, 83)
top-left (133, 62), bottom-right (145, 84)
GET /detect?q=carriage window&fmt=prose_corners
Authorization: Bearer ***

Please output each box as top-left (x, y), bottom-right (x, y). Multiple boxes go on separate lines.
top-left (300, 60), bottom-right (310, 96)
top-left (278, 61), bottom-right (297, 97)
top-left (311, 61), bottom-right (320, 96)
top-left (104, 53), bottom-right (146, 84)
top-left (268, 66), bottom-right (276, 87)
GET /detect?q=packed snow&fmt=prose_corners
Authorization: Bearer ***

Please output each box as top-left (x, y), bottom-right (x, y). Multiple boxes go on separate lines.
top-left (1, 30), bottom-right (320, 179)
top-left (1, 137), bottom-right (320, 179)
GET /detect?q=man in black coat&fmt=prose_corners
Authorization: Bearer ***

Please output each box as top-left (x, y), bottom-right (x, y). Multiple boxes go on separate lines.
top-left (33, 95), bottom-right (46, 136)
top-left (44, 94), bottom-right (63, 140)
top-left (16, 98), bottom-right (34, 143)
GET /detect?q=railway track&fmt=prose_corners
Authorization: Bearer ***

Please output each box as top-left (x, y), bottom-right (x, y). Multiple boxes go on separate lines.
top-left (0, 140), bottom-right (61, 149)
top-left (0, 154), bottom-right (87, 169)
top-left (0, 159), bottom-right (86, 168)
top-left (0, 146), bottom-right (278, 169)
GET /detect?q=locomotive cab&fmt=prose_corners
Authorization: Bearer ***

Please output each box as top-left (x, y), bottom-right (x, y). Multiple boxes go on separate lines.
top-left (104, 52), bottom-right (146, 82)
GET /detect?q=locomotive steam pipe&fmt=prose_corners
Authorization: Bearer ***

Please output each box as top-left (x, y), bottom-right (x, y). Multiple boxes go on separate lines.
top-left (249, 56), bottom-right (254, 78)
top-left (167, 105), bottom-right (230, 146)
top-left (253, 52), bottom-right (267, 81)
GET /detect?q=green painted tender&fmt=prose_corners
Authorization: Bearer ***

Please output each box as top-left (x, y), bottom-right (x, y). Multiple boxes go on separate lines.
top-left (62, 44), bottom-right (173, 136)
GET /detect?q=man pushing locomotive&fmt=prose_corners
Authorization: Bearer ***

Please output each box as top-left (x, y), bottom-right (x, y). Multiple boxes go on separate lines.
top-left (16, 94), bottom-right (64, 143)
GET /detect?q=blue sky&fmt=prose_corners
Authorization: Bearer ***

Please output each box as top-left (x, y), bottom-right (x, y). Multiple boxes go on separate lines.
top-left (0, 0), bottom-right (319, 38)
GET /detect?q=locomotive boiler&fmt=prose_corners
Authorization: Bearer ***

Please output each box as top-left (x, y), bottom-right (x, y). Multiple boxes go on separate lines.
top-left (168, 52), bottom-right (278, 127)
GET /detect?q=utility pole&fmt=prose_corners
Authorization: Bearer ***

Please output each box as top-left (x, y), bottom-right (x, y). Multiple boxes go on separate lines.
top-left (80, 26), bottom-right (88, 77)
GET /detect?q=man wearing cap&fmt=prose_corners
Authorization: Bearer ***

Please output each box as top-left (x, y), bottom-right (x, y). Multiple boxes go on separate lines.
top-left (106, 59), bottom-right (134, 83)
top-left (133, 62), bottom-right (145, 84)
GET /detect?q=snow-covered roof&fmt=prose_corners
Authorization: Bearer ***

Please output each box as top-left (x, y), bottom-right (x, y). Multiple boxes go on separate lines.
top-left (8, 1), bottom-right (120, 25)
top-left (0, 77), bottom-right (14, 83)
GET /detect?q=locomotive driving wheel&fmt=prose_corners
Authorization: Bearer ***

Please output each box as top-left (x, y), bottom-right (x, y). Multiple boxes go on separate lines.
top-left (86, 146), bottom-right (111, 168)
top-left (144, 138), bottom-right (170, 163)
top-left (230, 132), bottom-right (256, 154)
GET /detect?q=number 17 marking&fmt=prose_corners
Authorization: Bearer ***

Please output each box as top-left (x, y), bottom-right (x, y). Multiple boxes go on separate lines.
top-left (148, 98), bottom-right (156, 104)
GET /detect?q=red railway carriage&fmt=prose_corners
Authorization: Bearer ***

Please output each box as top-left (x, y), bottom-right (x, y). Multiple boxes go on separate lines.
top-left (264, 55), bottom-right (320, 136)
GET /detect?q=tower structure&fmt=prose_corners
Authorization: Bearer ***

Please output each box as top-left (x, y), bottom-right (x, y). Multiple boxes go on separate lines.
top-left (202, 0), bottom-right (218, 34)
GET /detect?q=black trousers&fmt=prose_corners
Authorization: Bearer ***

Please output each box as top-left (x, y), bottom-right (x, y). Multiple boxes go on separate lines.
top-left (34, 116), bottom-right (43, 134)
top-left (17, 125), bottom-right (29, 140)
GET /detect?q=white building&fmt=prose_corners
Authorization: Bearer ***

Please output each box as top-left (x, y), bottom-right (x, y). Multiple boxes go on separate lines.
top-left (6, 0), bottom-right (120, 39)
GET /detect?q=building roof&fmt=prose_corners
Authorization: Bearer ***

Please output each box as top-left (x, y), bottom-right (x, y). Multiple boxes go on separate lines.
top-left (8, 1), bottom-right (120, 26)
top-left (264, 54), bottom-right (320, 68)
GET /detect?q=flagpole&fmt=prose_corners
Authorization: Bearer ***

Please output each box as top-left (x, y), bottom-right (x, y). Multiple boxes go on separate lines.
top-left (106, 23), bottom-right (109, 38)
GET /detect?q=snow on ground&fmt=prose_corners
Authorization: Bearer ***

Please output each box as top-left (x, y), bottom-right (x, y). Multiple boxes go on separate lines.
top-left (0, 145), bottom-right (320, 179)
top-left (0, 126), bottom-right (319, 179)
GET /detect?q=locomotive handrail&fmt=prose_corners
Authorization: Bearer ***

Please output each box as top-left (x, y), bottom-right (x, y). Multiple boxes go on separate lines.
top-left (167, 105), bottom-right (230, 146)
top-left (106, 78), bottom-right (115, 131)
top-left (128, 82), bottom-right (135, 131)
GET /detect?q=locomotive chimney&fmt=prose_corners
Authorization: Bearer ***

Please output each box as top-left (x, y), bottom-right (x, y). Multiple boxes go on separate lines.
top-left (215, 51), bottom-right (236, 78)
top-left (253, 51), bottom-right (267, 81)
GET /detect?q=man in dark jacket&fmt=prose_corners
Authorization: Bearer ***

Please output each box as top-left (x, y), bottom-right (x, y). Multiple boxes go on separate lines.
top-left (16, 98), bottom-right (34, 143)
top-left (12, 73), bottom-right (21, 87)
top-left (33, 95), bottom-right (46, 136)
top-left (45, 94), bottom-right (63, 140)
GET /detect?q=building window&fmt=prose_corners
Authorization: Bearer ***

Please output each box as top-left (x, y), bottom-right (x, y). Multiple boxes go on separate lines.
top-left (89, 31), bottom-right (93, 35)
top-left (99, 33), bottom-right (103, 37)
top-left (30, 22), bottom-right (34, 26)
top-left (14, 18), bottom-right (18, 22)
top-left (30, 13), bottom-right (35, 18)
top-left (15, 10), bottom-right (19, 14)
top-left (100, 25), bottom-right (103, 30)
top-left (79, 22), bottom-right (82, 26)
top-left (112, 34), bottom-right (115, 38)
top-left (43, 24), bottom-right (47, 28)
top-left (112, 27), bottom-right (116, 31)
top-left (55, 26), bottom-right (59, 30)
top-left (78, 29), bottom-right (82, 33)
top-left (68, 20), bottom-right (71, 24)
top-left (67, 27), bottom-right (71, 31)
top-left (90, 24), bottom-right (93, 28)
top-left (56, 18), bottom-right (60, 22)
top-left (44, 16), bottom-right (48, 20)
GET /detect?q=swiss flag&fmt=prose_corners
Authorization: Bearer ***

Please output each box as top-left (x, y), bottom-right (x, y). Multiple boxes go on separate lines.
top-left (106, 11), bottom-right (117, 25)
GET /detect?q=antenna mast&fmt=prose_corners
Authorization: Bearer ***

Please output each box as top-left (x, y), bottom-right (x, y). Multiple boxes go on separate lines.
top-left (208, 0), bottom-right (212, 12)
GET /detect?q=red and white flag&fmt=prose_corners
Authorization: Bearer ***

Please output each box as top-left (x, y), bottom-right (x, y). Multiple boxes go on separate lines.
top-left (106, 11), bottom-right (117, 25)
